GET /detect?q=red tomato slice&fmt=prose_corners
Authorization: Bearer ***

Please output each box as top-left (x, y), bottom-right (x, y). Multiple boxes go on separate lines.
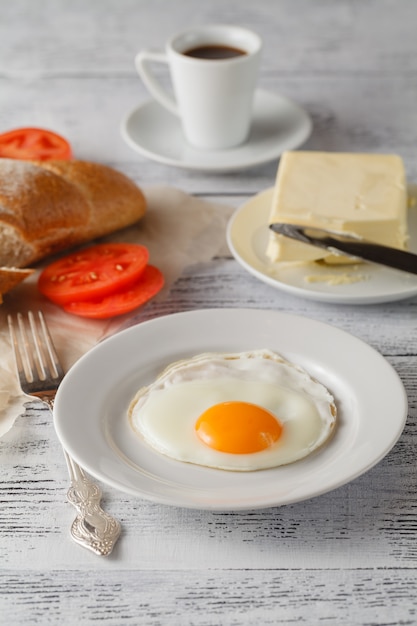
top-left (38, 243), bottom-right (149, 305)
top-left (0, 127), bottom-right (73, 160)
top-left (62, 265), bottom-right (164, 319)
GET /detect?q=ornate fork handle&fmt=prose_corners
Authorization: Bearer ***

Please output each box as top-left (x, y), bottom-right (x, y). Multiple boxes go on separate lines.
top-left (64, 454), bottom-right (122, 557)
top-left (44, 397), bottom-right (121, 556)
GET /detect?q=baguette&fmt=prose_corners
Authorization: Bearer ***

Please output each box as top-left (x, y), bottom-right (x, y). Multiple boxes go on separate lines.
top-left (0, 158), bottom-right (147, 269)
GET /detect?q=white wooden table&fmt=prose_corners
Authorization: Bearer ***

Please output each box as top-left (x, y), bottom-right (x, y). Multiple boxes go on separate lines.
top-left (1, 1), bottom-right (417, 624)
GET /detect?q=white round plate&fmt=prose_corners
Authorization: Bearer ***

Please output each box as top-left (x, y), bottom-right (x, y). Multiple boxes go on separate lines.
top-left (227, 188), bottom-right (417, 305)
top-left (53, 309), bottom-right (407, 511)
top-left (121, 90), bottom-right (312, 172)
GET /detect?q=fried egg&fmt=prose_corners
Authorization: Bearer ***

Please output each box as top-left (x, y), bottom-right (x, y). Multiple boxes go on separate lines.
top-left (128, 349), bottom-right (337, 471)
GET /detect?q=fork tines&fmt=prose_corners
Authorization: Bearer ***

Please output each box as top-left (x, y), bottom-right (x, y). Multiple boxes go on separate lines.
top-left (8, 311), bottom-right (64, 390)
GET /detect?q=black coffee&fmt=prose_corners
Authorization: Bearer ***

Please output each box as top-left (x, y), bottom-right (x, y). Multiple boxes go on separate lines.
top-left (183, 45), bottom-right (247, 60)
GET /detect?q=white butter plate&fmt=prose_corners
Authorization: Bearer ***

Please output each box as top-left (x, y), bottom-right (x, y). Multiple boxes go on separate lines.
top-left (227, 188), bottom-right (417, 305)
top-left (121, 90), bottom-right (312, 172)
top-left (53, 309), bottom-right (407, 510)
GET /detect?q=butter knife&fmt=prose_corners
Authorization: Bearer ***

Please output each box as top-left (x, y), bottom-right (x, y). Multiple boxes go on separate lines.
top-left (269, 223), bottom-right (417, 275)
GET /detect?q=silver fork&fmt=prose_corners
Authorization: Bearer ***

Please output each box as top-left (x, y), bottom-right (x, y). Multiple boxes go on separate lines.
top-left (8, 310), bottom-right (121, 556)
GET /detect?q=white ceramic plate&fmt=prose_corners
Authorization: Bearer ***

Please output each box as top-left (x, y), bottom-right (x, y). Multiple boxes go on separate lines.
top-left (53, 309), bottom-right (407, 510)
top-left (121, 90), bottom-right (312, 172)
top-left (227, 188), bottom-right (417, 305)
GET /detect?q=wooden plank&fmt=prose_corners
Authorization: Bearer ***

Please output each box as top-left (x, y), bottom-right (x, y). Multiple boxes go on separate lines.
top-left (1, 569), bottom-right (417, 625)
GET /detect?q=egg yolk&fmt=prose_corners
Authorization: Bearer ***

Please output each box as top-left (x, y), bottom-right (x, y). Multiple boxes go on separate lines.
top-left (195, 401), bottom-right (283, 454)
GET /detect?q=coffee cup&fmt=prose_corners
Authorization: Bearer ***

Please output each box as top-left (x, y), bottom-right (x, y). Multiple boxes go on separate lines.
top-left (135, 25), bottom-right (262, 150)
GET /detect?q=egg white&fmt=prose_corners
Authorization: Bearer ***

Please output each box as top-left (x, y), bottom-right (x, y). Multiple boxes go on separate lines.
top-left (128, 350), bottom-right (337, 471)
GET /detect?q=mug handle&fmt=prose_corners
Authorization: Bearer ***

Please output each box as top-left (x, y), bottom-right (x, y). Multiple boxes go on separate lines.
top-left (135, 50), bottom-right (179, 116)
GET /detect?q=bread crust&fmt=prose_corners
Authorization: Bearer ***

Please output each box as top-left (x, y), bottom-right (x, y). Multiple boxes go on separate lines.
top-left (0, 159), bottom-right (146, 267)
top-left (0, 267), bottom-right (35, 303)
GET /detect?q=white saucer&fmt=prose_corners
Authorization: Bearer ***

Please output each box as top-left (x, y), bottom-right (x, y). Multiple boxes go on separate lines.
top-left (121, 90), bottom-right (312, 172)
top-left (227, 188), bottom-right (417, 305)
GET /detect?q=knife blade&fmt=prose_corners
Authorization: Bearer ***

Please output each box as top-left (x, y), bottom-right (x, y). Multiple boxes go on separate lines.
top-left (269, 223), bottom-right (417, 275)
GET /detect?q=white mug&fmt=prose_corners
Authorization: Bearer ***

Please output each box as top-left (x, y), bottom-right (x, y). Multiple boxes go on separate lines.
top-left (135, 25), bottom-right (262, 150)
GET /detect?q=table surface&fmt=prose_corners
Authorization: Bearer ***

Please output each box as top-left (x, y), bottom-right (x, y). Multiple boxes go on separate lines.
top-left (1, 1), bottom-right (417, 624)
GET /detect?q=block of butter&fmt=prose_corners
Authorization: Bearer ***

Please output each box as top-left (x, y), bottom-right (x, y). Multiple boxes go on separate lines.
top-left (266, 151), bottom-right (408, 265)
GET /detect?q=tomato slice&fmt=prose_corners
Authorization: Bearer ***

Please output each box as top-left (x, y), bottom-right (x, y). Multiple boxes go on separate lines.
top-left (38, 243), bottom-right (149, 305)
top-left (62, 265), bottom-right (164, 319)
top-left (0, 127), bottom-right (73, 160)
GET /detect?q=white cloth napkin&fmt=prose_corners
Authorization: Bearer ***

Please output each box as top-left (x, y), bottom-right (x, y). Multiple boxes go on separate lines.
top-left (0, 186), bottom-right (234, 437)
